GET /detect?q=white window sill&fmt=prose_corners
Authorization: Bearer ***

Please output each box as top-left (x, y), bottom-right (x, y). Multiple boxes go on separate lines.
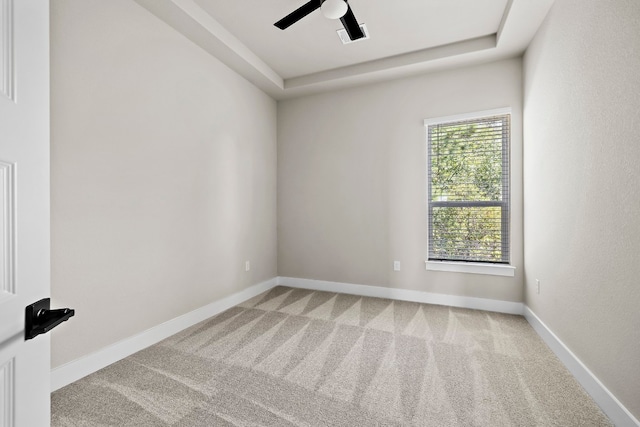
top-left (425, 261), bottom-right (515, 277)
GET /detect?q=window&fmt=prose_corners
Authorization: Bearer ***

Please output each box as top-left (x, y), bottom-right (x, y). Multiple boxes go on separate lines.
top-left (425, 109), bottom-right (510, 265)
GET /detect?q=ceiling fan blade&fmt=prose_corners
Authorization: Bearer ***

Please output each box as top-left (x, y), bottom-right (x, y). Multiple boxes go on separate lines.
top-left (339, 4), bottom-right (365, 41)
top-left (274, 0), bottom-right (321, 30)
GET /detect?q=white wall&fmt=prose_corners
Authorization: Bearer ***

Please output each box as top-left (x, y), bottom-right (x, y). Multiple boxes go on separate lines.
top-left (523, 0), bottom-right (640, 419)
top-left (50, 0), bottom-right (277, 368)
top-left (278, 58), bottom-right (523, 302)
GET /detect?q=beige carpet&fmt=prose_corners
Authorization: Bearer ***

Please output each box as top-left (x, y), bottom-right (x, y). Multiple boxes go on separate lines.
top-left (52, 286), bottom-right (611, 426)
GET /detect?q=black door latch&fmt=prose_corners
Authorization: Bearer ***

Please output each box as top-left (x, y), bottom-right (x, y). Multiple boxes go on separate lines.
top-left (25, 298), bottom-right (75, 340)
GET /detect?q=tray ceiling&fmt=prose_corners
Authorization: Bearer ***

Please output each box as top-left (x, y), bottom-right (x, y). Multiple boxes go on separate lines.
top-left (134, 0), bottom-right (555, 99)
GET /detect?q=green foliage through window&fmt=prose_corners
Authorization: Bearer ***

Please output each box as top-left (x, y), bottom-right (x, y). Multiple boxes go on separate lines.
top-left (427, 113), bottom-right (510, 263)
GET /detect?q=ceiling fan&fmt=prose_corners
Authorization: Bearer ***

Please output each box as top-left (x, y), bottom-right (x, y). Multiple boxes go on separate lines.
top-left (274, 0), bottom-right (365, 41)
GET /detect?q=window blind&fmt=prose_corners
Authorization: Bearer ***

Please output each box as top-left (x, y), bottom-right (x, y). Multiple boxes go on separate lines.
top-left (427, 113), bottom-right (510, 263)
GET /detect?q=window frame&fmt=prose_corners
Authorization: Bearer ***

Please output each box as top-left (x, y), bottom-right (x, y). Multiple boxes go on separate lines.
top-left (424, 108), bottom-right (513, 272)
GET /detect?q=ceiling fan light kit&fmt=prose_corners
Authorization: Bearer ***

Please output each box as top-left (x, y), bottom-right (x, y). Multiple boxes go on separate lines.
top-left (274, 0), bottom-right (366, 42)
top-left (321, 0), bottom-right (348, 19)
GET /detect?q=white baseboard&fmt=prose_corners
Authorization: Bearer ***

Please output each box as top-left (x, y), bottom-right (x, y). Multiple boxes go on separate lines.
top-left (277, 276), bottom-right (524, 315)
top-left (51, 277), bottom-right (278, 392)
top-left (524, 307), bottom-right (639, 427)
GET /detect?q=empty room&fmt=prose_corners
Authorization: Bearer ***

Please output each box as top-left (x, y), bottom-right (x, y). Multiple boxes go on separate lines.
top-left (0, 0), bottom-right (638, 425)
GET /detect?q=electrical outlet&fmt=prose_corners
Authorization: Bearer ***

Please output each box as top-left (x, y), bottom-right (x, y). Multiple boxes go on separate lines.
top-left (245, 261), bottom-right (250, 272)
top-left (536, 279), bottom-right (540, 294)
top-left (393, 261), bottom-right (401, 271)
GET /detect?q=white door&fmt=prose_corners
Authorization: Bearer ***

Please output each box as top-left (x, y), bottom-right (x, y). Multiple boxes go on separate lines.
top-left (0, 0), bottom-right (51, 426)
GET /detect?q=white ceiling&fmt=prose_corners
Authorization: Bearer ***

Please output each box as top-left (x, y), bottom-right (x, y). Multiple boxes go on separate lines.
top-left (194, 0), bottom-right (510, 78)
top-left (133, 0), bottom-right (555, 99)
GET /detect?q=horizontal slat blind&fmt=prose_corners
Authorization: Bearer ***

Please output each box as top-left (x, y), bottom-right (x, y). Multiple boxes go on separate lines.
top-left (427, 114), bottom-right (510, 263)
